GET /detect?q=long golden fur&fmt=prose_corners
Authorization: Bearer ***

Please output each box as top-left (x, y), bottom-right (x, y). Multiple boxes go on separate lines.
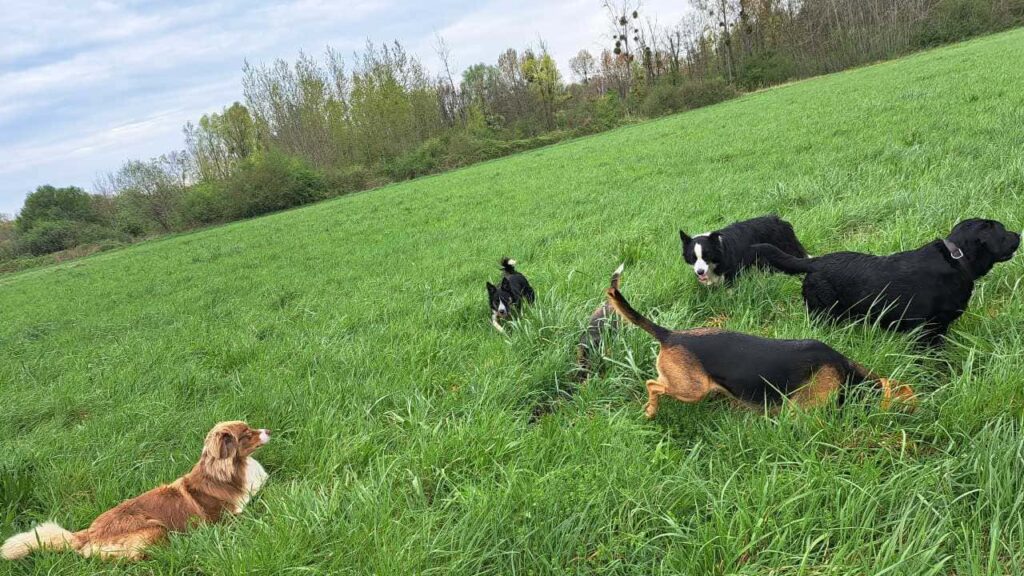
top-left (2, 421), bottom-right (270, 562)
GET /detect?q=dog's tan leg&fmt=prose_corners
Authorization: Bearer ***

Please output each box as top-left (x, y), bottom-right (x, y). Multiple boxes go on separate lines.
top-left (879, 379), bottom-right (916, 411)
top-left (645, 379), bottom-right (667, 419)
top-left (791, 365), bottom-right (842, 409)
top-left (648, 348), bottom-right (717, 416)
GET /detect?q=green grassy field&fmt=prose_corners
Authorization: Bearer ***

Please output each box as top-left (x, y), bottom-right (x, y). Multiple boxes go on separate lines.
top-left (3, 29), bottom-right (1024, 575)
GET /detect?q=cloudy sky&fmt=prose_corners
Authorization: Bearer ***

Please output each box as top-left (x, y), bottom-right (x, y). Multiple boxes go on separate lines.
top-left (0, 0), bottom-right (692, 216)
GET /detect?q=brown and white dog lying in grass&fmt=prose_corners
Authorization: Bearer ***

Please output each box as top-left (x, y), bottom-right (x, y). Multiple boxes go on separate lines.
top-left (2, 421), bottom-right (269, 562)
top-left (605, 276), bottom-right (915, 418)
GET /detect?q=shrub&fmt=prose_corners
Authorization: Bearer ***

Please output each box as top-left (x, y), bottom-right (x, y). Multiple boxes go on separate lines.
top-left (557, 93), bottom-right (625, 134)
top-left (385, 138), bottom-right (447, 180)
top-left (914, 0), bottom-right (1000, 46)
top-left (640, 83), bottom-right (688, 117)
top-left (738, 52), bottom-right (795, 90)
top-left (18, 220), bottom-right (79, 255)
top-left (178, 182), bottom-right (231, 227)
top-left (325, 165), bottom-right (376, 196)
top-left (680, 78), bottom-right (739, 109)
top-left (223, 152), bottom-right (328, 218)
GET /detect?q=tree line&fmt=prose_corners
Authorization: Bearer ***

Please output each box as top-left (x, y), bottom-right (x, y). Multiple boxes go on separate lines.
top-left (2, 0), bottom-right (1021, 272)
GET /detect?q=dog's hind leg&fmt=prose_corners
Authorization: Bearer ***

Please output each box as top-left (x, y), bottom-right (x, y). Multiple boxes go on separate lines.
top-left (644, 348), bottom-right (718, 418)
top-left (791, 365), bottom-right (843, 409)
top-left (84, 527), bottom-right (165, 561)
top-left (645, 380), bottom-right (667, 419)
top-left (878, 379), bottom-right (916, 411)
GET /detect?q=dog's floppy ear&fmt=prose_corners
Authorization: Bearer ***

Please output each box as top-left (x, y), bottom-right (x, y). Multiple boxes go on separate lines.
top-left (710, 231), bottom-right (723, 244)
top-left (486, 281), bottom-right (497, 296)
top-left (217, 431), bottom-right (237, 459)
top-left (679, 230), bottom-right (691, 246)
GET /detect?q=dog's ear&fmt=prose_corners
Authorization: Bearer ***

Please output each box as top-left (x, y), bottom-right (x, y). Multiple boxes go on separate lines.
top-left (500, 277), bottom-right (512, 291)
top-left (486, 281), bottom-right (497, 296)
top-left (217, 431), bottom-right (237, 459)
top-left (710, 231), bottom-right (723, 244)
top-left (679, 230), bottom-right (691, 246)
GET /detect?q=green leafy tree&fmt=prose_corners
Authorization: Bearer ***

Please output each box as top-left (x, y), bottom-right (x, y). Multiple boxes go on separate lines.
top-left (16, 185), bottom-right (96, 232)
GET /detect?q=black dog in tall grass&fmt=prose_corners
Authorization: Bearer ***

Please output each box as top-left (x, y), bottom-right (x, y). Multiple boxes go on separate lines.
top-left (680, 215), bottom-right (807, 286)
top-left (487, 258), bottom-right (535, 332)
top-left (605, 275), bottom-right (915, 418)
top-left (754, 218), bottom-right (1021, 345)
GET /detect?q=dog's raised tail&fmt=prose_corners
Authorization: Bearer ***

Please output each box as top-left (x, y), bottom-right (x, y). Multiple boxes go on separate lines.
top-left (500, 257), bottom-right (518, 274)
top-left (753, 243), bottom-right (815, 275)
top-left (606, 285), bottom-right (671, 342)
top-left (2, 522), bottom-right (78, 560)
top-left (610, 262), bottom-right (624, 290)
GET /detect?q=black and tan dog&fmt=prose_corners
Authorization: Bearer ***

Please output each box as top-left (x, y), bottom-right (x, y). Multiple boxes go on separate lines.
top-left (754, 218), bottom-right (1020, 344)
top-left (605, 280), bottom-right (914, 418)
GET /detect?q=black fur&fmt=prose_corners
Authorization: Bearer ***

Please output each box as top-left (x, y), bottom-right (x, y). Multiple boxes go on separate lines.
top-left (666, 331), bottom-right (866, 405)
top-left (607, 286), bottom-right (888, 407)
top-left (486, 258), bottom-right (535, 330)
top-left (753, 218), bottom-right (1021, 344)
top-left (680, 214), bottom-right (807, 285)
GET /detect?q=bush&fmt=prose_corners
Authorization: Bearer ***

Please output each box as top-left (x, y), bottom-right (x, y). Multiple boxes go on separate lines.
top-left (738, 52), bottom-right (795, 90)
top-left (640, 83), bottom-right (688, 118)
top-left (223, 152), bottom-right (328, 218)
top-left (680, 78), bottom-right (739, 109)
top-left (178, 182), bottom-right (231, 227)
top-left (557, 93), bottom-right (625, 134)
top-left (914, 0), bottom-right (1000, 46)
top-left (18, 220), bottom-right (79, 255)
top-left (325, 165), bottom-right (376, 196)
top-left (385, 138), bottom-right (447, 180)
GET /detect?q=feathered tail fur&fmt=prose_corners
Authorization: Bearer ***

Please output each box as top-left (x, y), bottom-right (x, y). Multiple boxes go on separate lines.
top-left (2, 522), bottom-right (78, 560)
top-left (605, 274), bottom-right (672, 342)
top-left (500, 257), bottom-right (518, 274)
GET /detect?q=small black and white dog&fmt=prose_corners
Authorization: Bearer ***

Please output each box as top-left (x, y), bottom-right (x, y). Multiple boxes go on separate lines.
top-left (680, 215), bottom-right (807, 285)
top-left (754, 218), bottom-right (1021, 344)
top-left (486, 258), bottom-right (535, 332)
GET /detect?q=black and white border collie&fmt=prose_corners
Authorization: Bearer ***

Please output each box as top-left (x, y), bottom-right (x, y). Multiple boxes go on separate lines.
top-left (486, 258), bottom-right (535, 332)
top-left (754, 218), bottom-right (1021, 344)
top-left (680, 214), bottom-right (807, 285)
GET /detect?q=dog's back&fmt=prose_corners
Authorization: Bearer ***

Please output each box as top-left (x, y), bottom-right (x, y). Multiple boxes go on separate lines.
top-left (605, 274), bottom-right (913, 416)
top-left (500, 258), bottom-right (535, 303)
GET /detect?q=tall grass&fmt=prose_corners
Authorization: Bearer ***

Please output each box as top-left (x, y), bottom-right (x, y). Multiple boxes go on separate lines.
top-left (2, 30), bottom-right (1024, 575)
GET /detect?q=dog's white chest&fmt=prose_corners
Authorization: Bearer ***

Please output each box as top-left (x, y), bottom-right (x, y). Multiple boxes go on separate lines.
top-left (236, 457), bottom-right (268, 513)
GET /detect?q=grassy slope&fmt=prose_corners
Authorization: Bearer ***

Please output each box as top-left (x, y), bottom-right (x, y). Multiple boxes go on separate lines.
top-left (3, 29), bottom-right (1024, 575)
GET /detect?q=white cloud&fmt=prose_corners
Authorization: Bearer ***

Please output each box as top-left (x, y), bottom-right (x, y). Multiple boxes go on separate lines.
top-left (0, 0), bottom-right (692, 215)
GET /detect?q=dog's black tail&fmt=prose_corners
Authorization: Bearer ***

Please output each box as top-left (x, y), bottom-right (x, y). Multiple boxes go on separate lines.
top-left (500, 257), bottom-right (518, 274)
top-left (753, 243), bottom-right (816, 275)
top-left (576, 263), bottom-right (625, 381)
top-left (606, 282), bottom-right (671, 343)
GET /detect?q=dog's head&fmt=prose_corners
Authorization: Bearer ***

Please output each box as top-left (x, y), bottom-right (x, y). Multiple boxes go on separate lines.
top-left (680, 230), bottom-right (724, 285)
top-left (947, 219), bottom-right (1020, 278)
top-left (486, 279), bottom-right (515, 318)
top-left (201, 421), bottom-right (270, 480)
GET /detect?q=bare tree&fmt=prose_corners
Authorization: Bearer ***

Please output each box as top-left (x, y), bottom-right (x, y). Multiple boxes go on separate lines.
top-left (569, 49), bottom-right (598, 84)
